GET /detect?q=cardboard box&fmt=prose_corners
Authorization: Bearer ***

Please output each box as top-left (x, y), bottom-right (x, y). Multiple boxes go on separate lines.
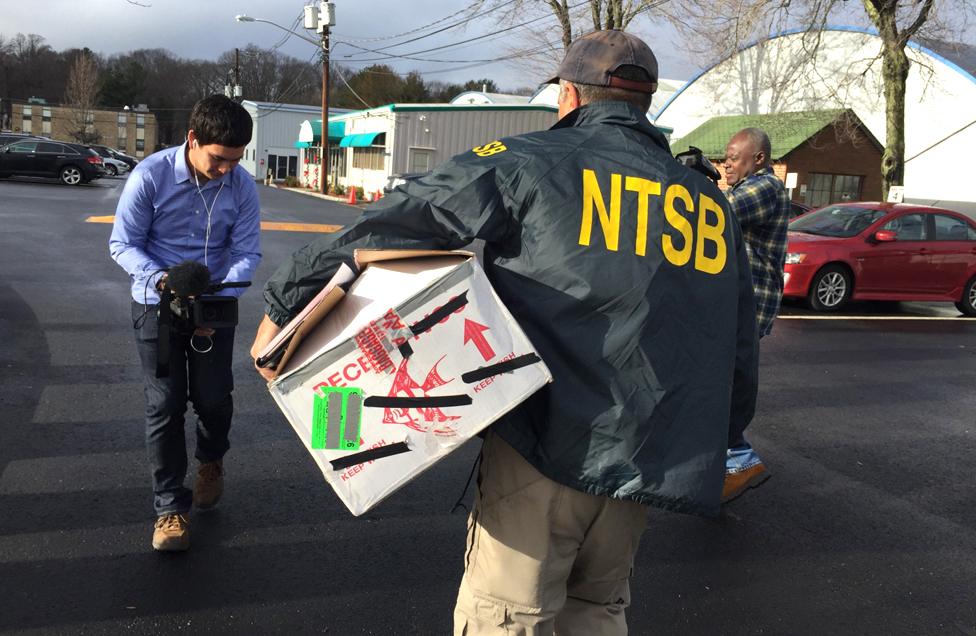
top-left (263, 250), bottom-right (552, 516)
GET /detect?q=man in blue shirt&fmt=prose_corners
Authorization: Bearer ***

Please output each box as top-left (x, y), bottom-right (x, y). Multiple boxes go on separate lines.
top-left (110, 95), bottom-right (261, 551)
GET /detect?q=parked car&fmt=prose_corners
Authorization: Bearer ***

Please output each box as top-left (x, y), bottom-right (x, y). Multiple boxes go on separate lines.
top-left (88, 145), bottom-right (129, 176)
top-left (783, 202), bottom-right (976, 315)
top-left (789, 201), bottom-right (814, 218)
top-left (93, 144), bottom-right (138, 170)
top-left (0, 139), bottom-right (105, 185)
top-left (0, 132), bottom-right (42, 147)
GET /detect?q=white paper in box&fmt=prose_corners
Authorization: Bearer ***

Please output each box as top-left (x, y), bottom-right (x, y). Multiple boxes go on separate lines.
top-left (267, 251), bottom-right (552, 516)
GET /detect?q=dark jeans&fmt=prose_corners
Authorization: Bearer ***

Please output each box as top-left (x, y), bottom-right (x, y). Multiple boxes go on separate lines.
top-left (728, 335), bottom-right (762, 451)
top-left (132, 302), bottom-right (235, 516)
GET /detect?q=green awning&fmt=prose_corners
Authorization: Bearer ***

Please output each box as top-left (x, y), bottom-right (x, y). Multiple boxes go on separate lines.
top-left (328, 121), bottom-right (345, 143)
top-left (296, 119), bottom-right (346, 147)
top-left (339, 132), bottom-right (384, 148)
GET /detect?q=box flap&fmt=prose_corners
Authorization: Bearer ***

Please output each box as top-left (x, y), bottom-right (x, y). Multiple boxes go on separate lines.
top-left (353, 249), bottom-right (474, 270)
top-left (274, 256), bottom-right (464, 381)
top-left (256, 263), bottom-right (356, 378)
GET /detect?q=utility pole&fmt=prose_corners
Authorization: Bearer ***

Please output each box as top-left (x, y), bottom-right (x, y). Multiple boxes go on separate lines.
top-left (306, 2), bottom-right (335, 195)
top-left (225, 48), bottom-right (243, 101)
top-left (234, 48), bottom-right (243, 101)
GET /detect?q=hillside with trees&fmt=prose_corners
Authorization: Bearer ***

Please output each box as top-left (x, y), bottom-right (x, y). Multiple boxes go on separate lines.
top-left (0, 33), bottom-right (523, 145)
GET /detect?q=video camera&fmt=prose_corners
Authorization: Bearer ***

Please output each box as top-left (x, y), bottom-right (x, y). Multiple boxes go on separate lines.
top-left (675, 146), bottom-right (721, 183)
top-left (155, 260), bottom-right (250, 378)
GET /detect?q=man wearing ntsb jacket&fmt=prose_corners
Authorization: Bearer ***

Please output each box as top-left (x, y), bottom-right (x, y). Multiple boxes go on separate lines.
top-left (251, 30), bottom-right (758, 635)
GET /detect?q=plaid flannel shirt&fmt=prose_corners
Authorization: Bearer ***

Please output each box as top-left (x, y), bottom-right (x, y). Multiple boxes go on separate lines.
top-left (726, 168), bottom-right (790, 337)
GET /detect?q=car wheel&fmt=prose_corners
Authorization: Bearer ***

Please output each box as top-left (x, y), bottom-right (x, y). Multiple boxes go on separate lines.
top-left (106, 164), bottom-right (118, 176)
top-left (955, 275), bottom-right (976, 317)
top-left (807, 264), bottom-right (852, 311)
top-left (60, 165), bottom-right (83, 185)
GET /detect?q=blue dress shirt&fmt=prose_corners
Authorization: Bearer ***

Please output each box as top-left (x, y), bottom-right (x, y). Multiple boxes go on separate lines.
top-left (110, 142), bottom-right (262, 304)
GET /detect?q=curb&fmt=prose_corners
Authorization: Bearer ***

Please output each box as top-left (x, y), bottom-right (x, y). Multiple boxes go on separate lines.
top-left (265, 182), bottom-right (368, 207)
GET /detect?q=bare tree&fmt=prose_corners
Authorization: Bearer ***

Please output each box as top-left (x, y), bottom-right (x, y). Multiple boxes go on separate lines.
top-left (63, 51), bottom-right (102, 144)
top-left (472, 0), bottom-right (667, 77)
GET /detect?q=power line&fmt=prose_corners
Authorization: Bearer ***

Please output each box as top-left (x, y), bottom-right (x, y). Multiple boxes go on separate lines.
top-left (344, 40), bottom-right (560, 76)
top-left (339, 0), bottom-right (521, 55)
top-left (297, 0), bottom-right (673, 82)
top-left (336, 0), bottom-right (672, 73)
top-left (331, 64), bottom-right (374, 108)
top-left (334, 0), bottom-right (593, 63)
top-left (332, 0), bottom-right (488, 43)
top-left (268, 9), bottom-right (308, 53)
top-left (254, 49), bottom-right (323, 118)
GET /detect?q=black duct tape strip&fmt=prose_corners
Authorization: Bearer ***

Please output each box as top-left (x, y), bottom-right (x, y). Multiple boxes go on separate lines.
top-left (461, 353), bottom-right (542, 384)
top-left (398, 340), bottom-right (414, 359)
top-left (409, 291), bottom-right (468, 337)
top-left (363, 395), bottom-right (473, 408)
top-left (329, 441), bottom-right (411, 471)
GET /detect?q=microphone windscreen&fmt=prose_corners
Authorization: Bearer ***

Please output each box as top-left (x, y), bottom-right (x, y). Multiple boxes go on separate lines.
top-left (167, 260), bottom-right (211, 296)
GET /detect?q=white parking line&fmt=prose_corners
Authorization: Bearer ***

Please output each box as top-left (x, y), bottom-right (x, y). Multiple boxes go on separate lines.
top-left (779, 315), bottom-right (975, 321)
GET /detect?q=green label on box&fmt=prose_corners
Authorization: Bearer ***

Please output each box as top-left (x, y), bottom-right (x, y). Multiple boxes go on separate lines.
top-left (311, 387), bottom-right (363, 451)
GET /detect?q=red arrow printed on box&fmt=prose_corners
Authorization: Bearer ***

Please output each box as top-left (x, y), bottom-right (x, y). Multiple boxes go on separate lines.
top-left (463, 319), bottom-right (495, 362)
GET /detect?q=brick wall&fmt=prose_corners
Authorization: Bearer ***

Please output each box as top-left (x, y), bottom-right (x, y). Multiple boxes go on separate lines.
top-left (7, 102), bottom-right (158, 157)
top-left (783, 125), bottom-right (882, 204)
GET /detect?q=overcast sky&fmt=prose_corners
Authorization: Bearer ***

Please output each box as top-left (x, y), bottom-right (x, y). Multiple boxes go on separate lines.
top-left (1, 0), bottom-right (700, 91)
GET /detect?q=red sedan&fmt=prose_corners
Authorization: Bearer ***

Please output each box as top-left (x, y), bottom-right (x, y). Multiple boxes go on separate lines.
top-left (783, 202), bottom-right (976, 315)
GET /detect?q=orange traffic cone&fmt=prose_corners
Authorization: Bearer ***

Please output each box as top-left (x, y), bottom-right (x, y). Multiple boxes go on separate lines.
top-left (347, 187), bottom-right (357, 205)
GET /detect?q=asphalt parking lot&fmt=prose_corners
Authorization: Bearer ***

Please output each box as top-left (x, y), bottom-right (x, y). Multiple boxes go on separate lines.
top-left (1, 175), bottom-right (974, 635)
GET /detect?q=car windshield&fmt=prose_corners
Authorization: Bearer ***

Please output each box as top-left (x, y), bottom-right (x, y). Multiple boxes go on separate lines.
top-left (789, 205), bottom-right (887, 237)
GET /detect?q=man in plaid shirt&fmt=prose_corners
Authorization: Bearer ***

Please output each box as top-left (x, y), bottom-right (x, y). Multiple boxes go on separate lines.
top-left (722, 127), bottom-right (790, 503)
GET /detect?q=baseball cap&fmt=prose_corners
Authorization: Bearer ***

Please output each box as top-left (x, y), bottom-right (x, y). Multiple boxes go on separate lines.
top-left (547, 30), bottom-right (658, 94)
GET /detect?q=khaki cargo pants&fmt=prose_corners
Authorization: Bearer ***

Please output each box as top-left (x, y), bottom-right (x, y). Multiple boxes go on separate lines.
top-left (454, 432), bottom-right (649, 635)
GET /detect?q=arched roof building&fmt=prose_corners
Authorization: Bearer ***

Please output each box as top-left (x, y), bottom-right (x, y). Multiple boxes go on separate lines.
top-left (450, 92), bottom-right (532, 106)
top-left (654, 27), bottom-right (976, 212)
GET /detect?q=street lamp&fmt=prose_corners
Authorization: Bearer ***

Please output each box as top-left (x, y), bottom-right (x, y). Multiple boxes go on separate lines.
top-left (236, 5), bottom-right (335, 195)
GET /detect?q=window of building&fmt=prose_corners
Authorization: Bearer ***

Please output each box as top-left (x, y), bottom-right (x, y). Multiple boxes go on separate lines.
top-left (135, 121), bottom-right (144, 157)
top-left (117, 112), bottom-right (127, 147)
top-left (409, 148), bottom-right (433, 173)
top-left (42, 108), bottom-right (51, 135)
top-left (21, 105), bottom-right (31, 133)
top-left (353, 147), bottom-right (386, 171)
top-left (933, 214), bottom-right (976, 241)
top-left (805, 173), bottom-right (864, 208)
top-left (136, 115), bottom-right (145, 129)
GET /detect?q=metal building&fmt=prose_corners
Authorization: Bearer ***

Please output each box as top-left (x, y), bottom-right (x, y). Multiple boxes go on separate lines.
top-left (297, 103), bottom-right (559, 194)
top-left (240, 100), bottom-right (350, 180)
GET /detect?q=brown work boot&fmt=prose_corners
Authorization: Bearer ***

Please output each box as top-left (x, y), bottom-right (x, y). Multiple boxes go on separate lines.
top-left (722, 462), bottom-right (770, 503)
top-left (152, 513), bottom-right (189, 552)
top-left (193, 460), bottom-right (224, 510)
